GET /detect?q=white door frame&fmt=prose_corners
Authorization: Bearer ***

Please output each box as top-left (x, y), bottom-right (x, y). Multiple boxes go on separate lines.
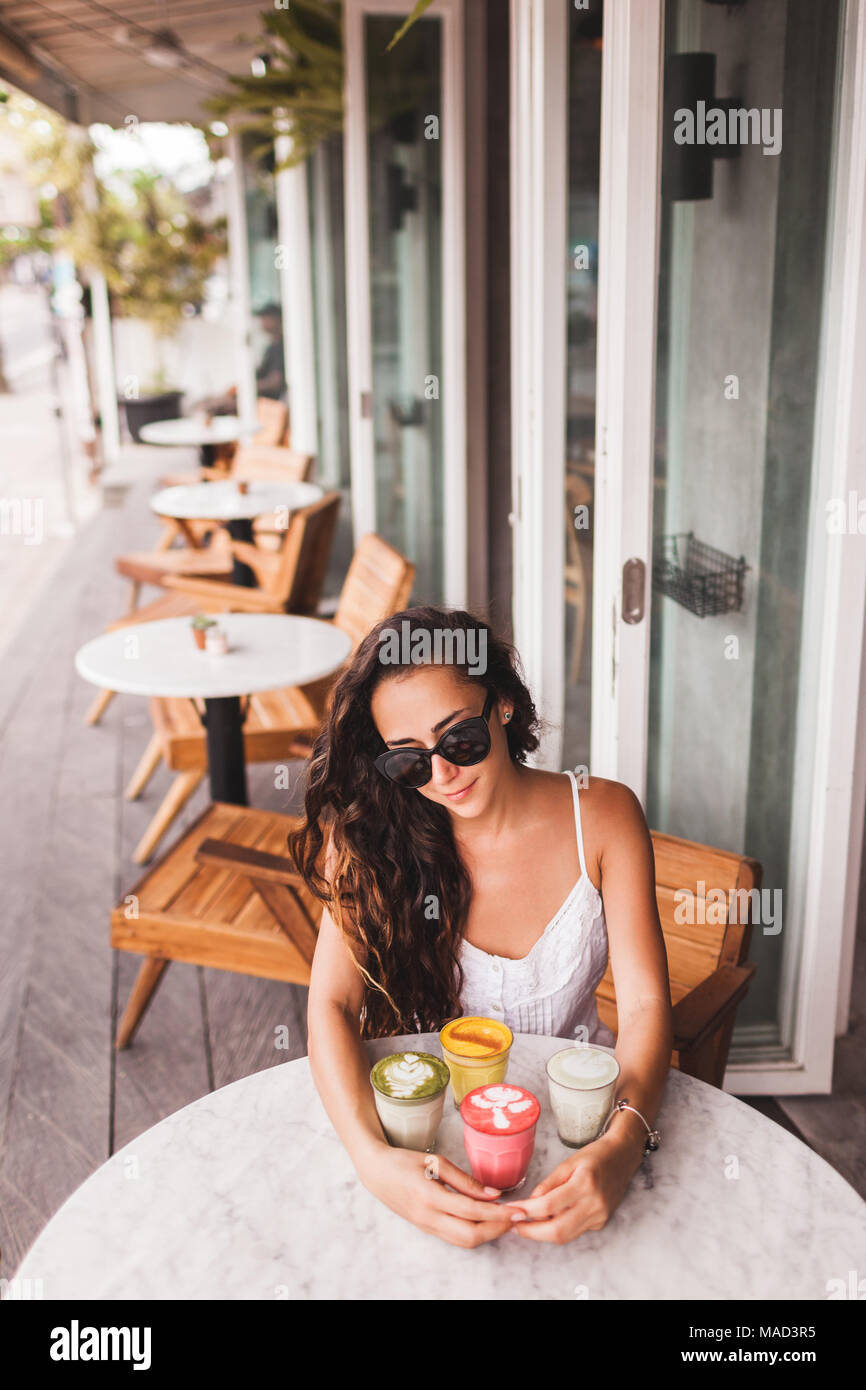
top-left (590, 0), bottom-right (664, 799)
top-left (510, 0), bottom-right (664, 780)
top-left (275, 133), bottom-right (319, 459)
top-left (343, 0), bottom-right (466, 604)
top-left (509, 0), bottom-right (569, 769)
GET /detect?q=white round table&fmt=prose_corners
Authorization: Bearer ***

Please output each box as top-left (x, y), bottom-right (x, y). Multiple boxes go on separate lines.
top-left (150, 481), bottom-right (324, 585)
top-left (150, 481), bottom-right (322, 523)
top-left (75, 614), bottom-right (351, 804)
top-left (139, 415), bottom-right (258, 467)
top-left (12, 1032), bottom-right (866, 1300)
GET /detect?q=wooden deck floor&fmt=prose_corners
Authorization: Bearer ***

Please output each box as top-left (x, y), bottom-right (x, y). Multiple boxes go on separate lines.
top-left (1, 458), bottom-right (864, 1278)
top-left (0, 453), bottom-right (312, 1274)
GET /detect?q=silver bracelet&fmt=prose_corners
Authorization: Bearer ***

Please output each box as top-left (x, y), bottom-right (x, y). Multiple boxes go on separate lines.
top-left (600, 1098), bottom-right (661, 1156)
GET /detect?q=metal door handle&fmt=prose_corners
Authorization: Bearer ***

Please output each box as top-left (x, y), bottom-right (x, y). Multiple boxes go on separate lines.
top-left (622, 558), bottom-right (645, 624)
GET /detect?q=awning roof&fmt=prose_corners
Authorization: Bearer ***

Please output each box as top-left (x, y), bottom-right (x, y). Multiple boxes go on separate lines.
top-left (0, 0), bottom-right (268, 126)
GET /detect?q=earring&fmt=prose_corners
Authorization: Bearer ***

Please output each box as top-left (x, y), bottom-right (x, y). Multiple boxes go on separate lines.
top-left (504, 712), bottom-right (511, 722)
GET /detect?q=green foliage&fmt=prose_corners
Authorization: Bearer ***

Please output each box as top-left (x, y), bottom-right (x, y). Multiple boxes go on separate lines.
top-left (209, 0), bottom-right (429, 169)
top-left (0, 93), bottom-right (225, 335)
top-left (385, 0), bottom-right (436, 51)
top-left (208, 0), bottom-right (344, 170)
top-left (62, 175), bottom-right (226, 336)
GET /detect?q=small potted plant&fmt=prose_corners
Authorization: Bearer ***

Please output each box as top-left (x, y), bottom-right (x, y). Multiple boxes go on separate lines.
top-left (191, 614), bottom-right (217, 650)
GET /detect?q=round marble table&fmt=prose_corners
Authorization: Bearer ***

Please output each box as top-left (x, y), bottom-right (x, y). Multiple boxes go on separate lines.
top-left (12, 1033), bottom-right (866, 1300)
top-left (150, 480), bottom-right (324, 585)
top-left (139, 415), bottom-right (258, 467)
top-left (75, 614), bottom-right (351, 804)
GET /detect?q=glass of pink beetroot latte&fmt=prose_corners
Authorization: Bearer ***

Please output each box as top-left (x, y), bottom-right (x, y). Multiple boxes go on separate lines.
top-left (459, 1083), bottom-right (541, 1192)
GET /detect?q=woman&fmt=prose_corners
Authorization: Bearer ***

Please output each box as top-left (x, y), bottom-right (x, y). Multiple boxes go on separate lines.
top-left (292, 607), bottom-right (672, 1248)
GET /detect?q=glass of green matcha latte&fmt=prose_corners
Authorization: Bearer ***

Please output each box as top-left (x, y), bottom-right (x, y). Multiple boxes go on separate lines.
top-left (369, 1051), bottom-right (451, 1152)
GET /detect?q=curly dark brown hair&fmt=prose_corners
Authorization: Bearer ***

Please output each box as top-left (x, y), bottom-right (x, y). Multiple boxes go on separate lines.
top-left (289, 606), bottom-right (540, 1038)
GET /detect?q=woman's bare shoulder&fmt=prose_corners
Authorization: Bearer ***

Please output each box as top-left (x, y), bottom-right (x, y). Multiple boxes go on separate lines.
top-left (581, 773), bottom-right (643, 815)
top-left (577, 775), bottom-right (648, 884)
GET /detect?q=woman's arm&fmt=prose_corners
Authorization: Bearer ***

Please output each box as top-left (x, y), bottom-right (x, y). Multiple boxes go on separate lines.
top-left (510, 778), bottom-right (673, 1242)
top-left (306, 901), bottom-right (390, 1171)
top-left (307, 881), bottom-right (516, 1248)
top-left (588, 778), bottom-right (673, 1159)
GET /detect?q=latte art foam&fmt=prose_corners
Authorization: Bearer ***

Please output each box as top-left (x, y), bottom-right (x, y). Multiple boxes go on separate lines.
top-left (547, 1046), bottom-right (619, 1088)
top-left (460, 1083), bottom-right (541, 1135)
top-left (384, 1054), bottom-right (435, 1097)
top-left (370, 1051), bottom-right (450, 1100)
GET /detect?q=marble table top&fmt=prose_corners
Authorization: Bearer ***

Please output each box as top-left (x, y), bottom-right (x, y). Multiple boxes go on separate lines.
top-left (12, 1033), bottom-right (866, 1300)
top-left (139, 416), bottom-right (257, 447)
top-left (150, 480), bottom-right (322, 521)
top-left (74, 613), bottom-right (351, 701)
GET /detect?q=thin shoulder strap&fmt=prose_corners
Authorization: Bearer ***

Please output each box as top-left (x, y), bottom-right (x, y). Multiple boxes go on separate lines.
top-left (564, 770), bottom-right (588, 880)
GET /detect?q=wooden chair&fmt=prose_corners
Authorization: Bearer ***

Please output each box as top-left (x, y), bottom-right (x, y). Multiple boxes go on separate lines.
top-left (114, 488), bottom-right (339, 617)
top-left (203, 397), bottom-right (289, 469)
top-left (238, 445), bottom-right (311, 484)
top-left (85, 493), bottom-right (341, 727)
top-left (158, 398), bottom-right (293, 490)
top-left (125, 534), bottom-right (415, 863)
top-left (253, 397), bottom-right (290, 447)
top-left (111, 803), bottom-right (322, 1049)
top-left (113, 813), bottom-right (759, 1073)
top-left (594, 831), bottom-right (761, 1088)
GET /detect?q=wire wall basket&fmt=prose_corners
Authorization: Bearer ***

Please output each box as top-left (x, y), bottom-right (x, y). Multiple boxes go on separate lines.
top-left (653, 531), bottom-right (748, 618)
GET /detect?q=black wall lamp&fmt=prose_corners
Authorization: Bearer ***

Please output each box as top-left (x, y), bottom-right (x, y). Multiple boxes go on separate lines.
top-left (662, 52), bottom-right (742, 201)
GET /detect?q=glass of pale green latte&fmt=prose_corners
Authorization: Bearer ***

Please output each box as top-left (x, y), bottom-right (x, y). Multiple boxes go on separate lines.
top-left (369, 1052), bottom-right (451, 1152)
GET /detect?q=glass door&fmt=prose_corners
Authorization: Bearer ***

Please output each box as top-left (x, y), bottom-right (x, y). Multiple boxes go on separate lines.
top-left (344, 0), bottom-right (465, 606)
top-left (563, 0), bottom-right (603, 773)
top-left (648, 0), bottom-right (843, 1054)
top-left (586, 0), bottom-right (865, 1087)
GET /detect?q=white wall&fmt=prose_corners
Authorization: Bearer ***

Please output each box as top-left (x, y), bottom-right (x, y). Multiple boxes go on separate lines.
top-left (110, 315), bottom-right (264, 404)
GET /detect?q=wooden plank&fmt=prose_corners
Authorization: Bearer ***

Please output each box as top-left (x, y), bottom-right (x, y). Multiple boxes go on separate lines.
top-left (0, 798), bottom-right (116, 1249)
top-left (0, 526), bottom-right (122, 1262)
top-left (252, 882), bottom-right (319, 964)
top-left (200, 771), bottom-right (312, 1088)
top-left (195, 838), bottom-right (306, 884)
top-left (200, 971), bottom-right (310, 1090)
top-left (0, 464), bottom-right (218, 1264)
top-left (671, 964), bottom-right (756, 1050)
top-left (113, 711), bottom-right (213, 1151)
top-left (0, 1174), bottom-right (48, 1283)
top-left (184, 814), bottom-right (288, 923)
top-left (112, 909), bottom-right (313, 979)
top-left (128, 804), bottom-right (243, 912)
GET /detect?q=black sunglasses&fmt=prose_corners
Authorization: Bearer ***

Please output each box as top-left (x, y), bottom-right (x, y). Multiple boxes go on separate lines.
top-left (374, 690), bottom-right (496, 788)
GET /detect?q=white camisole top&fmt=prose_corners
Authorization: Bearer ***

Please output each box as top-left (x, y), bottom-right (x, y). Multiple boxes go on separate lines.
top-left (457, 769), bottom-right (617, 1047)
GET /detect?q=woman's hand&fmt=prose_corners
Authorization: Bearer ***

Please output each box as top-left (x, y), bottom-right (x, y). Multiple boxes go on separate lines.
top-left (355, 1141), bottom-right (517, 1249)
top-left (503, 1126), bottom-right (645, 1244)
